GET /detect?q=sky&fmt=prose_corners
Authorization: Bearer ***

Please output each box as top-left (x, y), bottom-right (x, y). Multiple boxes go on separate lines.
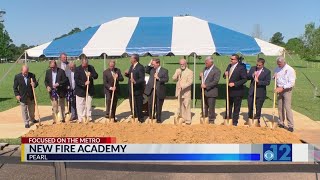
top-left (1, 0), bottom-right (320, 46)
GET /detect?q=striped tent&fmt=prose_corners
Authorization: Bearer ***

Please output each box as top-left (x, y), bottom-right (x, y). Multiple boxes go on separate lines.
top-left (26, 16), bottom-right (284, 57)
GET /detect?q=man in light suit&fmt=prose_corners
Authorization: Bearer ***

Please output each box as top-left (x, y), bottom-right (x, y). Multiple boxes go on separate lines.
top-left (247, 58), bottom-right (271, 126)
top-left (145, 58), bottom-right (169, 123)
top-left (200, 56), bottom-right (221, 124)
top-left (172, 59), bottom-right (193, 125)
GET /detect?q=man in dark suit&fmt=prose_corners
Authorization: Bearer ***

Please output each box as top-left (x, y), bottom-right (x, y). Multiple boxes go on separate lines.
top-left (103, 60), bottom-right (124, 121)
top-left (125, 54), bottom-right (145, 122)
top-left (247, 58), bottom-right (271, 125)
top-left (223, 54), bottom-right (247, 126)
top-left (44, 60), bottom-right (69, 123)
top-left (13, 65), bottom-right (39, 128)
top-left (145, 58), bottom-right (169, 123)
top-left (74, 56), bottom-right (98, 123)
top-left (200, 56), bottom-right (221, 124)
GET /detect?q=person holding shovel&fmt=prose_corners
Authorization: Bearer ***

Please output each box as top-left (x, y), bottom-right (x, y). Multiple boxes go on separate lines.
top-left (66, 62), bottom-right (78, 121)
top-left (13, 65), bottom-right (39, 128)
top-left (172, 59), bottom-right (193, 125)
top-left (103, 60), bottom-right (124, 121)
top-left (199, 56), bottom-right (221, 124)
top-left (74, 56), bottom-right (98, 123)
top-left (247, 58), bottom-right (271, 126)
top-left (223, 54), bottom-right (247, 126)
top-left (124, 54), bottom-right (145, 123)
top-left (145, 58), bottom-right (169, 123)
top-left (44, 60), bottom-right (69, 124)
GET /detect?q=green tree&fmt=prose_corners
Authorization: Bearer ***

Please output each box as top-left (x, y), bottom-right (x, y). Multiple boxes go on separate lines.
top-left (286, 38), bottom-right (304, 54)
top-left (0, 22), bottom-right (13, 60)
top-left (299, 22), bottom-right (320, 60)
top-left (270, 32), bottom-right (285, 47)
top-left (55, 27), bottom-right (82, 40)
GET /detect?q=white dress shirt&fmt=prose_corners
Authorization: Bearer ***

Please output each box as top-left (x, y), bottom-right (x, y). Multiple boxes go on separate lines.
top-left (274, 64), bottom-right (296, 89)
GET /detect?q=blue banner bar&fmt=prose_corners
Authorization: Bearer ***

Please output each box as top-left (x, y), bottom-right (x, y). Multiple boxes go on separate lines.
top-left (27, 153), bottom-right (260, 161)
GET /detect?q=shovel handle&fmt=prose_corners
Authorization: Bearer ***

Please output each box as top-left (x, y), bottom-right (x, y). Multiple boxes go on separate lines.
top-left (130, 73), bottom-right (135, 122)
top-left (31, 78), bottom-right (41, 125)
top-left (109, 76), bottom-right (117, 122)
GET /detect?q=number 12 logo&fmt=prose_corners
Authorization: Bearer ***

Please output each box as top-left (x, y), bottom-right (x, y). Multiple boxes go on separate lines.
top-left (263, 144), bottom-right (292, 162)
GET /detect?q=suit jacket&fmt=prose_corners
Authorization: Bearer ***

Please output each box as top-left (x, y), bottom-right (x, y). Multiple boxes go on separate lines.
top-left (74, 65), bottom-right (98, 97)
top-left (13, 72), bottom-right (38, 103)
top-left (103, 68), bottom-right (124, 95)
top-left (44, 68), bottom-right (69, 98)
top-left (223, 63), bottom-right (247, 97)
top-left (172, 68), bottom-right (193, 98)
top-left (125, 63), bottom-right (145, 96)
top-left (247, 66), bottom-right (271, 98)
top-left (145, 66), bottom-right (169, 99)
top-left (201, 66), bottom-right (221, 98)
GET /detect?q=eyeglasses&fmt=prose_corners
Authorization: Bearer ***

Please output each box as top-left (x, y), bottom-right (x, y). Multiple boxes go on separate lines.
top-left (230, 58), bottom-right (237, 60)
top-left (256, 64), bottom-right (263, 67)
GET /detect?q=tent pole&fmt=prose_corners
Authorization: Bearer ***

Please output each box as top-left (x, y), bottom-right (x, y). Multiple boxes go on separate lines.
top-left (103, 54), bottom-right (106, 70)
top-left (193, 53), bottom-right (196, 108)
top-left (104, 53), bottom-right (107, 112)
top-left (24, 51), bottom-right (27, 65)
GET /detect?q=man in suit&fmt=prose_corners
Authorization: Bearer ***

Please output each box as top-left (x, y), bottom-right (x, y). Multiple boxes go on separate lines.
top-left (13, 65), bottom-right (39, 128)
top-left (172, 59), bottom-right (193, 125)
top-left (200, 56), bottom-right (221, 124)
top-left (223, 54), bottom-right (247, 126)
top-left (66, 62), bottom-right (77, 120)
top-left (103, 60), bottom-right (124, 121)
top-left (124, 54), bottom-right (145, 122)
top-left (58, 53), bottom-right (69, 72)
top-left (44, 60), bottom-right (69, 123)
top-left (74, 56), bottom-right (98, 123)
top-left (247, 58), bottom-right (271, 126)
top-left (145, 58), bottom-right (169, 123)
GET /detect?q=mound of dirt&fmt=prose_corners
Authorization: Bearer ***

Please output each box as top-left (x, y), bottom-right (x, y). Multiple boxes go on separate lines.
top-left (24, 123), bottom-right (301, 144)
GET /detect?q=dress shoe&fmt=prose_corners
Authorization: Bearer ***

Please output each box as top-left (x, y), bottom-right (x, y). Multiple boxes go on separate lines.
top-left (31, 119), bottom-right (39, 123)
top-left (25, 124), bottom-right (30, 128)
top-left (288, 127), bottom-right (294, 132)
top-left (278, 124), bottom-right (285, 128)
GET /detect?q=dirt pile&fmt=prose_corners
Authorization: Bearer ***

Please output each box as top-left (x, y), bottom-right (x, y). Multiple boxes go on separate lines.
top-left (24, 123), bottom-right (301, 144)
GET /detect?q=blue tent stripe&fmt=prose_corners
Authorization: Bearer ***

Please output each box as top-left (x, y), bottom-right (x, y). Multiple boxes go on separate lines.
top-left (208, 22), bottom-right (261, 55)
top-left (43, 25), bottom-right (100, 57)
top-left (126, 17), bottom-right (173, 55)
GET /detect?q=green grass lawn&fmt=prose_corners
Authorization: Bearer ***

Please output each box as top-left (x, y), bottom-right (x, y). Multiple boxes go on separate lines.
top-left (0, 55), bottom-right (319, 121)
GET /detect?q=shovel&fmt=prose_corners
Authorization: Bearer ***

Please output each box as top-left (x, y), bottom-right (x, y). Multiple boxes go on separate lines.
top-left (200, 76), bottom-right (208, 124)
top-left (83, 75), bottom-right (90, 123)
top-left (106, 76), bottom-right (117, 123)
top-left (224, 75), bottom-right (232, 126)
top-left (271, 77), bottom-right (278, 129)
top-left (65, 96), bottom-right (71, 123)
top-left (249, 79), bottom-right (259, 127)
top-left (174, 74), bottom-right (182, 125)
top-left (30, 78), bottom-right (42, 126)
top-left (130, 73), bottom-right (137, 123)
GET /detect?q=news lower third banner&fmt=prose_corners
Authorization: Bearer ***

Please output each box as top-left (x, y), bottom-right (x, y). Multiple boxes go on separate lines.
top-left (20, 137), bottom-right (318, 162)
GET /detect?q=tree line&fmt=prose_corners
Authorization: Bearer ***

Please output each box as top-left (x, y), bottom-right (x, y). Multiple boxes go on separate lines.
top-left (270, 22), bottom-right (320, 60)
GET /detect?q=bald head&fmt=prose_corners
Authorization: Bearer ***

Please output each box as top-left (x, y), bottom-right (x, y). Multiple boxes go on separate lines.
top-left (49, 60), bottom-right (57, 71)
top-left (69, 61), bottom-right (76, 72)
top-left (21, 65), bottom-right (29, 76)
top-left (205, 56), bottom-right (214, 68)
top-left (276, 56), bottom-right (286, 68)
top-left (179, 59), bottom-right (187, 70)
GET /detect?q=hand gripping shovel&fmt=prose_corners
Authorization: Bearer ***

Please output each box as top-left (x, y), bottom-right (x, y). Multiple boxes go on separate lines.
top-left (30, 78), bottom-right (42, 126)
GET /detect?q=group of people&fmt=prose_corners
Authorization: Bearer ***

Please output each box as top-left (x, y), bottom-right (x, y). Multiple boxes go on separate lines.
top-left (13, 53), bottom-right (296, 132)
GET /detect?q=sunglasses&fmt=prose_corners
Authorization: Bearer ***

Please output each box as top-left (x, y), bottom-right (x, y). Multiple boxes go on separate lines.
top-left (230, 58), bottom-right (237, 60)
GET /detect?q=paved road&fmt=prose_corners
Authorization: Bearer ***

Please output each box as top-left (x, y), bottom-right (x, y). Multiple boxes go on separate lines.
top-left (1, 146), bottom-right (319, 180)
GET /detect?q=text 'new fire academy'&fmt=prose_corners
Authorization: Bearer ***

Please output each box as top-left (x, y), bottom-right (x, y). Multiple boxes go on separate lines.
top-left (29, 145), bottom-right (127, 153)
